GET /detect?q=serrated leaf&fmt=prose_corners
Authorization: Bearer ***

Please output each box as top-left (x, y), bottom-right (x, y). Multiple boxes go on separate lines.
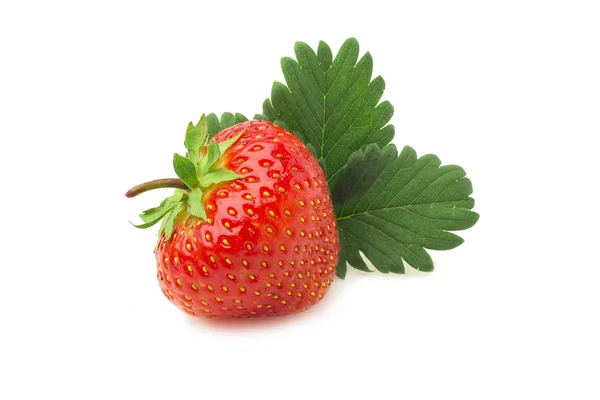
top-left (173, 153), bottom-right (199, 188)
top-left (317, 157), bottom-right (326, 175)
top-left (335, 257), bottom-right (348, 279)
top-left (206, 112), bottom-right (248, 138)
top-left (273, 120), bottom-right (290, 131)
top-left (305, 143), bottom-right (319, 160)
top-left (332, 143), bottom-right (395, 204)
top-left (199, 168), bottom-right (241, 188)
top-left (262, 38), bottom-right (394, 184)
top-left (187, 187), bottom-right (207, 220)
top-left (160, 201), bottom-right (186, 241)
top-left (199, 141), bottom-right (220, 175)
top-left (185, 115), bottom-right (208, 163)
top-left (334, 145), bottom-right (479, 277)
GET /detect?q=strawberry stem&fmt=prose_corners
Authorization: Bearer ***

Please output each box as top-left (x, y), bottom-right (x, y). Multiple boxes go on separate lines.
top-left (125, 178), bottom-right (188, 198)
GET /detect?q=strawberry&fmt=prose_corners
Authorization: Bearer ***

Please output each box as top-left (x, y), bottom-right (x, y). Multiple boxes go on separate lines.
top-left (127, 119), bottom-right (339, 317)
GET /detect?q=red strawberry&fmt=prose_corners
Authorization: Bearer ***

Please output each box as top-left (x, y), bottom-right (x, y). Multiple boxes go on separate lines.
top-left (129, 120), bottom-right (339, 317)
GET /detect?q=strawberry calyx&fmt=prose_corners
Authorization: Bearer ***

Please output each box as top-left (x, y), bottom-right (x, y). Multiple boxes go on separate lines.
top-left (125, 114), bottom-right (243, 240)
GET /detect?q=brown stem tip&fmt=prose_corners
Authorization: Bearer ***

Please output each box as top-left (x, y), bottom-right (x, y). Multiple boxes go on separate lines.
top-left (125, 178), bottom-right (188, 198)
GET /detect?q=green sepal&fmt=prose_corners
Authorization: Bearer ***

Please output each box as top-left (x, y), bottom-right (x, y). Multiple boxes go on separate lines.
top-left (138, 199), bottom-right (171, 224)
top-left (136, 190), bottom-right (184, 225)
top-left (159, 201), bottom-right (186, 241)
top-left (199, 168), bottom-right (241, 188)
top-left (173, 153), bottom-right (199, 188)
top-left (206, 112), bottom-right (248, 139)
top-left (220, 112), bottom-right (236, 130)
top-left (185, 114), bottom-right (208, 164)
top-left (131, 204), bottom-right (175, 229)
top-left (199, 141), bottom-right (220, 175)
top-left (168, 189), bottom-right (185, 204)
top-left (187, 187), bottom-right (207, 220)
top-left (217, 132), bottom-right (243, 157)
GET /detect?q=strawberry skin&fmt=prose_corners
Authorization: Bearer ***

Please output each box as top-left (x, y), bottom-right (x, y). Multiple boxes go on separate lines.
top-left (155, 121), bottom-right (339, 317)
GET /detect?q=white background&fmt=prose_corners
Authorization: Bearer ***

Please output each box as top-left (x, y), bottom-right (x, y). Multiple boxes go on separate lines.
top-left (1, 1), bottom-right (598, 399)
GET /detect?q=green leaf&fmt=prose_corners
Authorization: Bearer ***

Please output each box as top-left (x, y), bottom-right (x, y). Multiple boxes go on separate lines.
top-left (199, 167), bottom-right (241, 188)
top-left (217, 132), bottom-right (243, 156)
top-left (305, 143), bottom-right (319, 160)
top-left (254, 114), bottom-right (291, 132)
top-left (206, 112), bottom-right (248, 138)
top-left (173, 153), bottom-right (199, 188)
top-left (160, 201), bottom-right (186, 241)
top-left (334, 145), bottom-right (479, 278)
top-left (332, 143), bottom-right (395, 204)
top-left (185, 115), bottom-right (208, 163)
top-left (187, 187), bottom-right (207, 220)
top-left (199, 141), bottom-right (220, 175)
top-left (305, 142), bottom-right (326, 173)
top-left (317, 157), bottom-right (327, 176)
top-left (261, 38), bottom-right (394, 184)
